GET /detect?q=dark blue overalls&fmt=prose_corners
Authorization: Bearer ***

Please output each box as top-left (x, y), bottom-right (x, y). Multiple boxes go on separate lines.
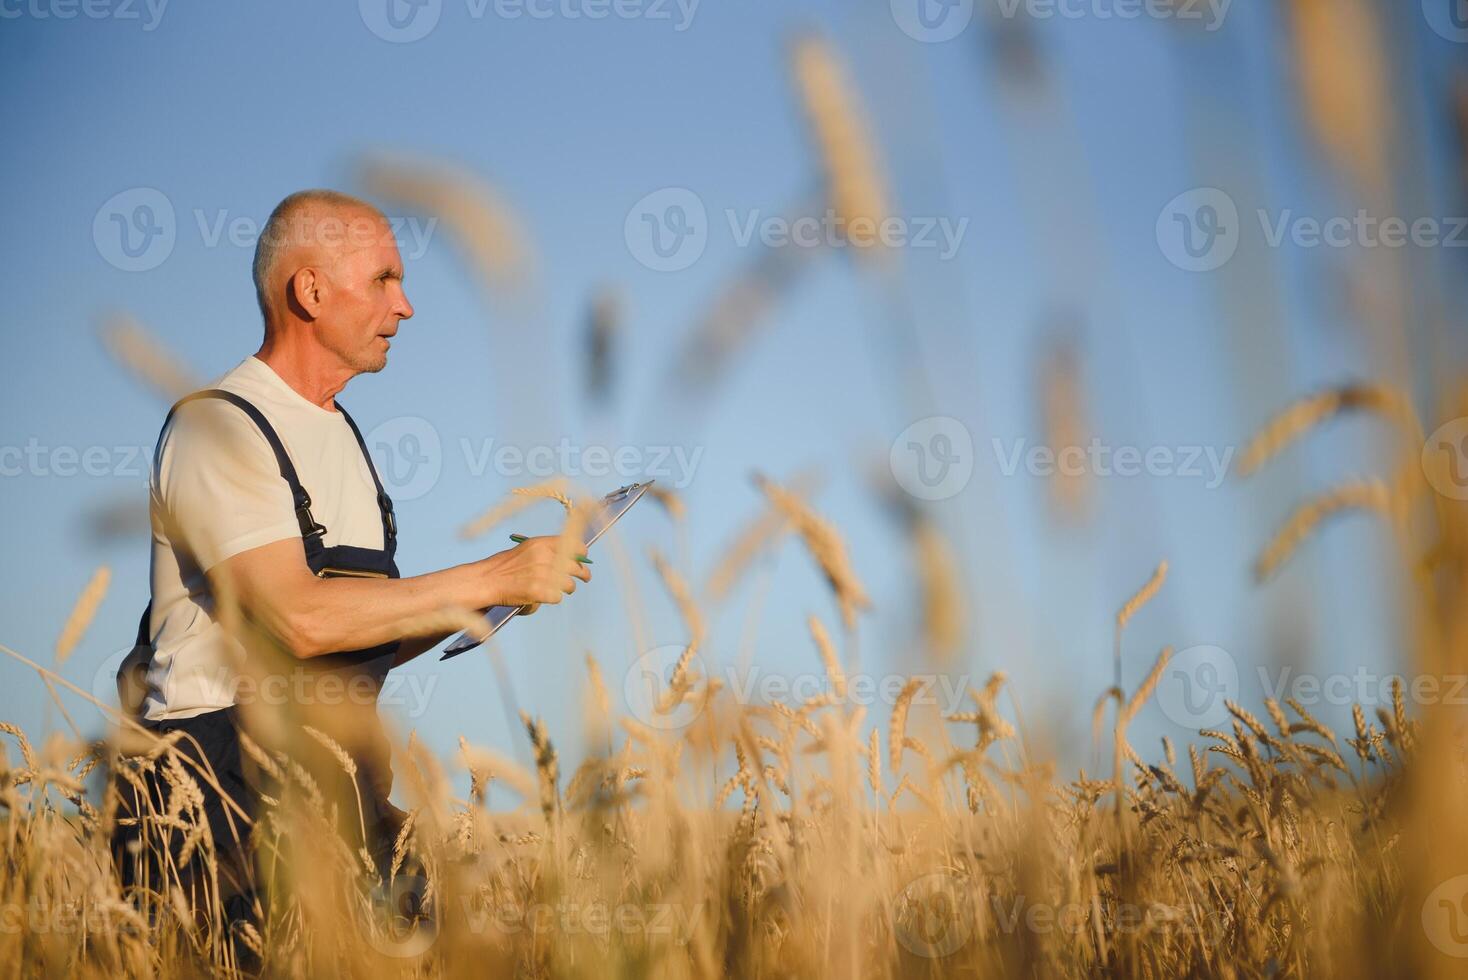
top-left (112, 388), bottom-right (408, 930)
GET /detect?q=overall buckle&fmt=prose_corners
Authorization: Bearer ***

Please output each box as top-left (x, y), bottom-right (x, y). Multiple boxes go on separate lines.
top-left (378, 492), bottom-right (397, 538)
top-left (295, 493), bottom-right (327, 539)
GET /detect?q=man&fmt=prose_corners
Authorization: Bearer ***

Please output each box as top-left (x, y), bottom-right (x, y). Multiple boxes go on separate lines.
top-left (111, 189), bottom-right (591, 938)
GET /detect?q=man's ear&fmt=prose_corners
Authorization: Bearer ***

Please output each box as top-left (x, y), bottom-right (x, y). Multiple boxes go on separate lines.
top-left (288, 267), bottom-right (326, 320)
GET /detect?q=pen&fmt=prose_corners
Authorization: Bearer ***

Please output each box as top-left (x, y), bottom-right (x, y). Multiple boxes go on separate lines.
top-left (509, 533), bottom-right (593, 564)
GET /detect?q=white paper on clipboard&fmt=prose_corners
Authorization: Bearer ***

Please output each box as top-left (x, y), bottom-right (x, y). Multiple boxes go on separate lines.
top-left (440, 480), bottom-right (655, 659)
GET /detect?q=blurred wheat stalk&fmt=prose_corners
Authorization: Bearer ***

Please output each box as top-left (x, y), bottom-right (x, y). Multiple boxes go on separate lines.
top-left (358, 155), bottom-right (532, 295)
top-left (790, 34), bottom-right (888, 258)
top-left (99, 313), bottom-right (200, 402)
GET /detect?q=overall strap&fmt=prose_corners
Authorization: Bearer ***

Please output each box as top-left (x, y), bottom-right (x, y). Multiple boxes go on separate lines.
top-left (334, 401), bottom-right (398, 552)
top-left (160, 389), bottom-right (327, 560)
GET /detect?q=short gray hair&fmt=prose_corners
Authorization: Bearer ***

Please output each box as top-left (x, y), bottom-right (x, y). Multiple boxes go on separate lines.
top-left (251, 189), bottom-right (385, 319)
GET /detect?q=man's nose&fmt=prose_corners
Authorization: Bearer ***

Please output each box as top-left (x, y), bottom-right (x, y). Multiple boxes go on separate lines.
top-left (393, 285), bottom-right (414, 320)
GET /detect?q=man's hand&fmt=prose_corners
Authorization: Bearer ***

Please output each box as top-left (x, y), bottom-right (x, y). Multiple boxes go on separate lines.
top-left (474, 535), bottom-right (592, 609)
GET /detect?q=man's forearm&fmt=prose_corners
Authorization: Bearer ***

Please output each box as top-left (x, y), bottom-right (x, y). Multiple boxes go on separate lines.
top-left (211, 533), bottom-right (583, 662)
top-left (392, 629), bottom-right (454, 668)
top-left (288, 561), bottom-right (487, 659)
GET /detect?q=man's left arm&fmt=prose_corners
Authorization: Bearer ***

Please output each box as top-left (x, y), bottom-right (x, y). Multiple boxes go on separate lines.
top-left (392, 633), bottom-right (451, 667)
top-left (389, 602), bottom-right (541, 667)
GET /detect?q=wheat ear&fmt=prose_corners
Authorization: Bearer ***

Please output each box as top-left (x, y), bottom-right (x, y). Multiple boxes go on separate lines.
top-left (55, 566), bottom-right (111, 666)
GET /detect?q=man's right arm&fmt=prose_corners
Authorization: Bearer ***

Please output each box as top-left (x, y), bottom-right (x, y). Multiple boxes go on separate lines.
top-left (205, 534), bottom-right (590, 660)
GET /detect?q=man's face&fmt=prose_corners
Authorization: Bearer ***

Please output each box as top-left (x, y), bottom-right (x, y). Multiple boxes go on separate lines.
top-left (313, 209), bottom-right (414, 374)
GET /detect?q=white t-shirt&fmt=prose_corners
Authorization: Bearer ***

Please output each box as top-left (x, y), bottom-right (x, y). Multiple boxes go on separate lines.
top-left (144, 355), bottom-right (388, 721)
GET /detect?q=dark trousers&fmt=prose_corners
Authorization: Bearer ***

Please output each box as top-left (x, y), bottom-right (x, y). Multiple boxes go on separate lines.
top-left (110, 706), bottom-right (407, 938)
top-left (110, 708), bottom-right (259, 925)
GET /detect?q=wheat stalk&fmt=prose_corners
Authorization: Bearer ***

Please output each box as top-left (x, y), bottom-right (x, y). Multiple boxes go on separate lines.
top-left (301, 726), bottom-right (367, 851)
top-left (789, 34), bottom-right (888, 256)
top-left (1286, 0), bottom-right (1390, 193)
top-left (392, 606), bottom-right (494, 642)
top-left (889, 678), bottom-right (921, 772)
top-left (1238, 382), bottom-right (1419, 477)
top-left (752, 471), bottom-right (871, 628)
top-left (359, 155), bottom-right (531, 291)
top-left (0, 722), bottom-right (39, 773)
top-left (55, 565), bottom-right (110, 666)
top-left (646, 484), bottom-right (685, 520)
top-left (388, 808), bottom-right (417, 881)
top-left (864, 728), bottom-right (881, 798)
top-left (650, 548), bottom-right (706, 649)
top-left (520, 711), bottom-right (560, 825)
top-left (911, 520), bottom-right (964, 662)
top-left (1115, 560), bottom-right (1168, 689)
top-left (1254, 480), bottom-right (1398, 581)
top-left (1040, 333), bottom-right (1090, 521)
top-left (98, 314), bottom-right (200, 402)
top-left (807, 614), bottom-right (846, 700)
top-left (458, 479), bottom-right (570, 539)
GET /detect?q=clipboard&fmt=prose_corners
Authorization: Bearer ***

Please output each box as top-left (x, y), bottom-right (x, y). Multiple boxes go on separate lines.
top-left (440, 480), bottom-right (655, 660)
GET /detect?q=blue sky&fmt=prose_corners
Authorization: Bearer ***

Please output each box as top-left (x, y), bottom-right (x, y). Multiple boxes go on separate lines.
top-left (3, 0), bottom-right (1466, 791)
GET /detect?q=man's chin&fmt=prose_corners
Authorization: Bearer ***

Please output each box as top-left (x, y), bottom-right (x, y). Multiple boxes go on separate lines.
top-left (353, 352), bottom-right (388, 374)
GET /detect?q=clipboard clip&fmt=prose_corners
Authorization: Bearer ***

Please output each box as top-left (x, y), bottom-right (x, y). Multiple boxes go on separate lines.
top-left (604, 482), bottom-right (646, 501)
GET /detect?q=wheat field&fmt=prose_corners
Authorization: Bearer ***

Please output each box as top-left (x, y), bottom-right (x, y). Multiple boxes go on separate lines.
top-left (2, 383), bottom-right (1468, 980)
top-left (7, 1), bottom-right (1466, 975)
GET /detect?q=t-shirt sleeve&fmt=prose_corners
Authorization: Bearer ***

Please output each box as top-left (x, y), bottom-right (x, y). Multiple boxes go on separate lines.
top-left (152, 398), bottom-right (303, 573)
